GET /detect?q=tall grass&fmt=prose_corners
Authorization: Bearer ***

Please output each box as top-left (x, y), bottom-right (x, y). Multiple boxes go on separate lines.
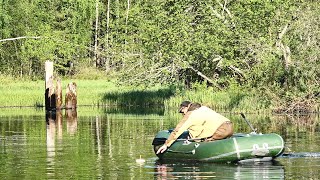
top-left (2, 76), bottom-right (314, 114)
top-left (0, 77), bottom-right (175, 108)
top-left (0, 77), bottom-right (43, 107)
top-left (164, 83), bottom-right (272, 114)
top-left (0, 77), bottom-right (116, 107)
top-left (100, 87), bottom-right (175, 107)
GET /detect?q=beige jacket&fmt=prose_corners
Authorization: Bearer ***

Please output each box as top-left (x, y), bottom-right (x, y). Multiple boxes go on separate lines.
top-left (165, 106), bottom-right (230, 147)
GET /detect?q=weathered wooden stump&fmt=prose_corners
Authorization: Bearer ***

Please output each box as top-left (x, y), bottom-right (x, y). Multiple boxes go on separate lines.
top-left (65, 82), bottom-right (77, 109)
top-left (45, 61), bottom-right (78, 111)
top-left (45, 76), bottom-right (56, 110)
top-left (56, 78), bottom-right (62, 110)
top-left (45, 61), bottom-right (55, 110)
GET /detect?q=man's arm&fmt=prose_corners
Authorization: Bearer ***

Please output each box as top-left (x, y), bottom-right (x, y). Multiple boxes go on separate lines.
top-left (156, 112), bottom-right (192, 154)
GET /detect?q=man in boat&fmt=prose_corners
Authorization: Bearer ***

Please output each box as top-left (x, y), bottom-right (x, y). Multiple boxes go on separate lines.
top-left (156, 101), bottom-right (233, 154)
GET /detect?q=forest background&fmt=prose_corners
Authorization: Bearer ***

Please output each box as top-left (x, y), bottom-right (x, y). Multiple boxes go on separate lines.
top-left (0, 0), bottom-right (319, 113)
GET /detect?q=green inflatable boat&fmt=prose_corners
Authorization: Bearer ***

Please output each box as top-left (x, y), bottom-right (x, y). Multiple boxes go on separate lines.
top-left (152, 130), bottom-right (285, 163)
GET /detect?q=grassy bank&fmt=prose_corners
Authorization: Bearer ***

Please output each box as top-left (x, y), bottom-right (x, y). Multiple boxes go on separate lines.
top-left (0, 78), bottom-right (267, 113)
top-left (0, 77), bottom-right (318, 114)
top-left (0, 77), bottom-right (174, 108)
top-left (0, 77), bottom-right (43, 107)
top-left (164, 83), bottom-right (273, 115)
top-left (0, 77), bottom-right (115, 107)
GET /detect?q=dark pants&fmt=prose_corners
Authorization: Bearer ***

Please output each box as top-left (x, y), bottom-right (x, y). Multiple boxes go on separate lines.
top-left (205, 121), bottom-right (233, 141)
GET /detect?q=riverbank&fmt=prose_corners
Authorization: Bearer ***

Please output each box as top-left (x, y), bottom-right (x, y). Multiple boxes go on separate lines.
top-left (0, 77), bottom-right (318, 114)
top-left (0, 77), bottom-right (172, 108)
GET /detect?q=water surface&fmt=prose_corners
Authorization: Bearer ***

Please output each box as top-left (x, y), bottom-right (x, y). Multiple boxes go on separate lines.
top-left (0, 108), bottom-right (319, 179)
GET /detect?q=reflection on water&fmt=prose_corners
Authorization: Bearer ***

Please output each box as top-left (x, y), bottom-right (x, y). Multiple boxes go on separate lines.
top-left (152, 161), bottom-right (284, 179)
top-left (46, 112), bottom-right (56, 178)
top-left (95, 116), bottom-right (103, 178)
top-left (66, 110), bottom-right (78, 135)
top-left (46, 110), bottom-right (78, 179)
top-left (281, 152), bottom-right (320, 158)
top-left (0, 108), bottom-right (319, 179)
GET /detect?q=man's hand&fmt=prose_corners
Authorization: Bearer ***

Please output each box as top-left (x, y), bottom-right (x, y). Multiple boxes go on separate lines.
top-left (156, 144), bottom-right (168, 154)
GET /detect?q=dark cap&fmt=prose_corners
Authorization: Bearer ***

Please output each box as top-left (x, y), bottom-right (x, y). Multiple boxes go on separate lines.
top-left (179, 101), bottom-right (191, 113)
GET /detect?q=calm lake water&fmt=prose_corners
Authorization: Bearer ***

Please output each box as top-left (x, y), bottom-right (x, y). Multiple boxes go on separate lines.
top-left (0, 107), bottom-right (319, 179)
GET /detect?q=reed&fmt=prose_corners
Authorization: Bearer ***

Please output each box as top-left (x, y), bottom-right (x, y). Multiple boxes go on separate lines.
top-left (0, 79), bottom-right (43, 107)
top-left (164, 85), bottom-right (272, 114)
top-left (0, 77), bottom-right (298, 113)
top-left (100, 87), bottom-right (174, 107)
top-left (0, 78), bottom-right (175, 108)
top-left (0, 78), bottom-right (116, 107)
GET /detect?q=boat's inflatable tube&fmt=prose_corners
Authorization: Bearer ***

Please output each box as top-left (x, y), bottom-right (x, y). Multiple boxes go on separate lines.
top-left (152, 130), bottom-right (285, 163)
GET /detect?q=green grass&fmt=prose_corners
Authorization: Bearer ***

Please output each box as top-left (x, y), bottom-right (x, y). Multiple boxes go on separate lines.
top-left (1, 76), bottom-right (316, 114)
top-left (0, 78), bottom-right (114, 107)
top-left (0, 79), bottom-right (44, 107)
top-left (0, 77), bottom-right (270, 113)
top-left (0, 78), bottom-right (175, 108)
top-left (164, 84), bottom-right (272, 114)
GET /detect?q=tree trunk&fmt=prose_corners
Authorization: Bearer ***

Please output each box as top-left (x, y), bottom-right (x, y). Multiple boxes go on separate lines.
top-left (125, 0), bottom-right (130, 36)
top-left (0, 36), bottom-right (41, 42)
top-left (105, 0), bottom-right (111, 72)
top-left (276, 24), bottom-right (292, 88)
top-left (94, 0), bottom-right (100, 67)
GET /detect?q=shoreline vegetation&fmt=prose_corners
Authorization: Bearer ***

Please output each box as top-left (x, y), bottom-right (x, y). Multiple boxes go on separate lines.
top-left (0, 1), bottom-right (319, 115)
top-left (0, 76), bottom-right (318, 114)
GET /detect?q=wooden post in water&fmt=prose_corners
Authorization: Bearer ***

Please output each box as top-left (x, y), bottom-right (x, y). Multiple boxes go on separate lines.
top-left (45, 61), bottom-right (55, 110)
top-left (65, 82), bottom-right (77, 109)
top-left (45, 61), bottom-right (77, 110)
top-left (56, 78), bottom-right (62, 110)
top-left (65, 82), bottom-right (78, 135)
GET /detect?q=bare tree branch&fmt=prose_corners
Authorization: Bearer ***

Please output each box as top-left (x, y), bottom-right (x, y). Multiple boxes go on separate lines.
top-left (276, 24), bottom-right (292, 69)
top-left (278, 24), bottom-right (289, 40)
top-left (189, 66), bottom-right (215, 84)
top-left (210, 6), bottom-right (224, 21)
top-left (217, 0), bottom-right (232, 19)
top-left (0, 36), bottom-right (41, 42)
top-left (229, 65), bottom-right (245, 78)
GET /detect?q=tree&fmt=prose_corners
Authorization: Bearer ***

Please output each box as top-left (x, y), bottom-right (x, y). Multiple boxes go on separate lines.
top-left (0, 0), bottom-right (96, 77)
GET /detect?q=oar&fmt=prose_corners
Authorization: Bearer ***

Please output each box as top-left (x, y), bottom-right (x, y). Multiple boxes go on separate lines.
top-left (176, 138), bottom-right (203, 142)
top-left (240, 113), bottom-right (256, 133)
top-left (167, 149), bottom-right (195, 154)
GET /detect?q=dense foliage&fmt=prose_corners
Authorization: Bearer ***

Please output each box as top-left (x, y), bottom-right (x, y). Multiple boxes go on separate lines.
top-left (0, 0), bottom-right (319, 111)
